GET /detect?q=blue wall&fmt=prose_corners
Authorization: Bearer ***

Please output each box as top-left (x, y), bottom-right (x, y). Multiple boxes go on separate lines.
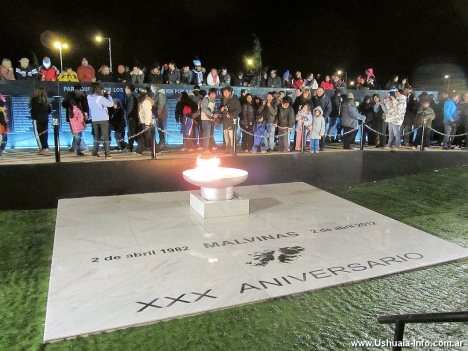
top-left (0, 81), bottom-right (436, 148)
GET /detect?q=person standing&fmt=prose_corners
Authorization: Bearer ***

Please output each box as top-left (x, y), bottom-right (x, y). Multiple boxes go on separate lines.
top-left (29, 87), bottom-right (51, 154)
top-left (442, 92), bottom-right (460, 150)
top-left (87, 84), bottom-right (113, 159)
top-left (124, 84), bottom-right (139, 153)
top-left (372, 94), bottom-right (388, 148)
top-left (384, 89), bottom-right (407, 151)
top-left (175, 92), bottom-right (198, 151)
top-left (308, 106), bottom-right (326, 153)
top-left (110, 98), bottom-right (127, 151)
top-left (274, 96), bottom-right (295, 152)
top-left (340, 93), bottom-right (365, 150)
top-left (136, 87), bottom-right (159, 155)
top-left (62, 84), bottom-right (89, 154)
top-left (200, 88), bottom-right (218, 152)
top-left (219, 86), bottom-right (242, 154)
top-left (240, 93), bottom-right (256, 152)
top-left (312, 87), bottom-right (332, 150)
top-left (258, 92), bottom-right (278, 152)
top-left (0, 93), bottom-right (9, 155)
top-left (151, 85), bottom-right (168, 148)
top-left (413, 98), bottom-right (435, 150)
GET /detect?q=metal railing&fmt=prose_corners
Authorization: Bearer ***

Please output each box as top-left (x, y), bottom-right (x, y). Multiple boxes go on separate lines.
top-left (377, 310), bottom-right (468, 351)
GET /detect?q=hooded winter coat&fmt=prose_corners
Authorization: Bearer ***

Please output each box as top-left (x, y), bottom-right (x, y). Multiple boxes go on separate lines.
top-left (309, 106), bottom-right (326, 139)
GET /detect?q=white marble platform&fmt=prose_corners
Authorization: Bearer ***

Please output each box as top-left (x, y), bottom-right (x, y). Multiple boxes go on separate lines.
top-left (44, 182), bottom-right (468, 342)
top-left (189, 191), bottom-right (250, 218)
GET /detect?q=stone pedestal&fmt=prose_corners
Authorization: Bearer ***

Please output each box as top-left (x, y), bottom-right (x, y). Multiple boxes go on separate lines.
top-left (189, 191), bottom-right (250, 218)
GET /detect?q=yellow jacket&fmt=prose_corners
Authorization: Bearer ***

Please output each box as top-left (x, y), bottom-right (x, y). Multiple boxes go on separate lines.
top-left (57, 71), bottom-right (79, 82)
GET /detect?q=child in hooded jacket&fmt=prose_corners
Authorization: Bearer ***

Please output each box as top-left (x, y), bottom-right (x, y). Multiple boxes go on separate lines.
top-left (308, 106), bottom-right (326, 153)
top-left (252, 115), bottom-right (267, 153)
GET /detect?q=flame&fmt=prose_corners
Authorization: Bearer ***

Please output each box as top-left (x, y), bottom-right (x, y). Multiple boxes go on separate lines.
top-left (196, 156), bottom-right (220, 169)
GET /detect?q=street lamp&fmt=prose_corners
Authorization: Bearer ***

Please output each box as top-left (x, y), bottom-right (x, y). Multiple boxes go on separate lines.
top-left (337, 70), bottom-right (347, 87)
top-left (247, 59), bottom-right (253, 66)
top-left (53, 42), bottom-right (68, 72)
top-left (95, 36), bottom-right (112, 72)
top-left (444, 75), bottom-right (450, 94)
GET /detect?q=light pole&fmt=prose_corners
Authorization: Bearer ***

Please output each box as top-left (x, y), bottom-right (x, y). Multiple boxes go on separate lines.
top-left (53, 42), bottom-right (68, 72)
top-left (96, 36), bottom-right (112, 72)
top-left (444, 75), bottom-right (450, 94)
top-left (337, 70), bottom-right (347, 88)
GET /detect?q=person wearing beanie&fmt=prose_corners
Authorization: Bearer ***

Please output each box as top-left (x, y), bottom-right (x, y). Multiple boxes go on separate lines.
top-left (39, 57), bottom-right (59, 81)
top-left (192, 60), bottom-right (205, 85)
top-left (340, 93), bottom-right (366, 149)
top-left (267, 70), bottom-right (282, 88)
top-left (274, 96), bottom-right (295, 152)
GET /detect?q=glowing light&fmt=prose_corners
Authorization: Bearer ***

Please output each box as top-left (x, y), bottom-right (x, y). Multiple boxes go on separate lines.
top-left (444, 75), bottom-right (450, 79)
top-left (337, 70), bottom-right (342, 75)
top-left (196, 156), bottom-right (220, 169)
top-left (182, 157), bottom-right (249, 201)
top-left (95, 36), bottom-right (102, 42)
top-left (247, 59), bottom-right (253, 65)
top-left (350, 81), bottom-right (355, 86)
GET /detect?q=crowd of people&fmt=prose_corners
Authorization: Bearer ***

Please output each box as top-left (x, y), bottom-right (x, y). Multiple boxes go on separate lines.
top-left (1, 56), bottom-right (412, 91)
top-left (1, 54), bottom-right (467, 157)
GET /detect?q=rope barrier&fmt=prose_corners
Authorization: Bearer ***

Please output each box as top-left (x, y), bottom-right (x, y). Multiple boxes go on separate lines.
top-left (5, 121), bottom-right (468, 146)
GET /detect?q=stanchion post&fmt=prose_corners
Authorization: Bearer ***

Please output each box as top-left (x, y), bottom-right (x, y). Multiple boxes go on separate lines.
top-left (360, 122), bottom-right (364, 150)
top-left (233, 119), bottom-right (237, 156)
top-left (53, 117), bottom-right (61, 163)
top-left (420, 124), bottom-right (425, 152)
top-left (151, 120), bottom-right (157, 160)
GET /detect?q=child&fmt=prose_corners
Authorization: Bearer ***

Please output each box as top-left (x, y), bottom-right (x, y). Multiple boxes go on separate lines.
top-left (308, 106), bottom-right (325, 153)
top-left (252, 115), bottom-right (267, 153)
top-left (295, 104), bottom-right (312, 151)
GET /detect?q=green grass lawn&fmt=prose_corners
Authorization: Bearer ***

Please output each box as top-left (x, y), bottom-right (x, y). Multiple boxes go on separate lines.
top-left (1, 166), bottom-right (467, 351)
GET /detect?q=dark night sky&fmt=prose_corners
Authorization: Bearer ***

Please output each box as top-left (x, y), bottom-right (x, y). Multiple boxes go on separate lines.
top-left (3, 0), bottom-right (468, 89)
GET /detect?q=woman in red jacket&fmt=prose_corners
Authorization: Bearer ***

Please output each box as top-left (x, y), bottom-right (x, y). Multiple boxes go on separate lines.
top-left (320, 75), bottom-right (334, 90)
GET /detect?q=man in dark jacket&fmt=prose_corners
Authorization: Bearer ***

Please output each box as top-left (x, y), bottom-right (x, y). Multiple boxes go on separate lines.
top-left (258, 92), bottom-right (278, 151)
top-left (275, 97), bottom-right (295, 152)
top-left (15, 58), bottom-right (39, 80)
top-left (124, 84), bottom-right (139, 152)
top-left (180, 65), bottom-right (193, 85)
top-left (166, 61), bottom-right (181, 84)
top-left (220, 86), bottom-right (242, 153)
top-left (312, 87), bottom-right (332, 150)
top-left (267, 70), bottom-right (282, 88)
